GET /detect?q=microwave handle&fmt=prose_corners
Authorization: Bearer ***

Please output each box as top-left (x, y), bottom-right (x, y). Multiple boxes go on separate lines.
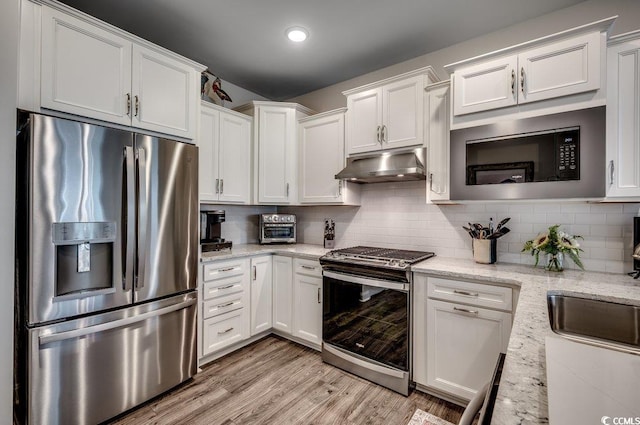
top-left (609, 160), bottom-right (615, 186)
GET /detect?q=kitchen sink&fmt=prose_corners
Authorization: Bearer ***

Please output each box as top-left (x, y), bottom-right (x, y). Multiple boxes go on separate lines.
top-left (547, 293), bottom-right (640, 350)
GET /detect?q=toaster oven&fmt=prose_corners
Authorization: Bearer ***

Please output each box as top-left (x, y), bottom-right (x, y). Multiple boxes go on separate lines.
top-left (259, 214), bottom-right (296, 244)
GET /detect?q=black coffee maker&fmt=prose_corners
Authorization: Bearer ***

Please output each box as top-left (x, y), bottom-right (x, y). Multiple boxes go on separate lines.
top-left (200, 210), bottom-right (232, 252)
top-left (632, 217), bottom-right (640, 278)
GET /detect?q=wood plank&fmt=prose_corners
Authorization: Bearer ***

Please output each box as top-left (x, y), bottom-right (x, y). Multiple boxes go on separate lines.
top-left (111, 336), bottom-right (464, 425)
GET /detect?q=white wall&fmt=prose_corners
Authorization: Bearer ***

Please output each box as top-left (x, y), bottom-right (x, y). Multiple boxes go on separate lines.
top-left (1, 0), bottom-right (19, 421)
top-left (289, 0), bottom-right (640, 111)
top-left (282, 182), bottom-right (640, 274)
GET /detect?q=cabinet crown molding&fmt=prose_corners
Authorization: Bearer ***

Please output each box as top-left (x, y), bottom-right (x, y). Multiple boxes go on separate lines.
top-left (608, 29), bottom-right (640, 46)
top-left (444, 15), bottom-right (617, 74)
top-left (341, 66), bottom-right (440, 96)
top-left (233, 101), bottom-right (316, 116)
top-left (30, 0), bottom-right (206, 71)
top-left (201, 100), bottom-right (252, 120)
top-left (297, 107), bottom-right (346, 123)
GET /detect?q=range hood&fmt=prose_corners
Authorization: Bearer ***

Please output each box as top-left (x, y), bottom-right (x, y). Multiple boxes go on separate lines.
top-left (335, 147), bottom-right (426, 183)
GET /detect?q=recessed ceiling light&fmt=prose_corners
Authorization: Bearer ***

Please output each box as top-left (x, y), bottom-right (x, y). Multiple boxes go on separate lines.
top-left (286, 26), bottom-right (308, 42)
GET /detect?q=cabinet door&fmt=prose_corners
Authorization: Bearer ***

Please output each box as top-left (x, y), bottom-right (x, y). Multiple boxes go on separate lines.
top-left (293, 273), bottom-right (322, 346)
top-left (426, 84), bottom-right (450, 202)
top-left (272, 256), bottom-right (293, 334)
top-left (40, 7), bottom-right (132, 125)
top-left (606, 36), bottom-right (640, 198)
top-left (452, 55), bottom-right (518, 116)
top-left (131, 44), bottom-right (198, 139)
top-left (382, 75), bottom-right (423, 149)
top-left (257, 106), bottom-right (296, 203)
top-left (518, 32), bottom-right (600, 105)
top-left (299, 112), bottom-right (345, 203)
top-left (346, 88), bottom-right (383, 154)
top-left (426, 299), bottom-right (511, 400)
top-left (218, 111), bottom-right (251, 203)
top-left (198, 105), bottom-right (220, 202)
top-left (250, 256), bottom-right (272, 335)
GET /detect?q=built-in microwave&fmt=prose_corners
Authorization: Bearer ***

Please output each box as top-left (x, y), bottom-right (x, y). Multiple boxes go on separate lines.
top-left (450, 106), bottom-right (606, 201)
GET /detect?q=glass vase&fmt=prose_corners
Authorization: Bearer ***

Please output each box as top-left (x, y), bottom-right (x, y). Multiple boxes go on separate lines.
top-left (546, 252), bottom-right (564, 272)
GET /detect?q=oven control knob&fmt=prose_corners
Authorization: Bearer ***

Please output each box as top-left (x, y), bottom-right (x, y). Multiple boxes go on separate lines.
top-left (389, 259), bottom-right (398, 267)
top-left (272, 215), bottom-right (279, 222)
top-left (287, 216), bottom-right (293, 222)
top-left (398, 260), bottom-right (407, 268)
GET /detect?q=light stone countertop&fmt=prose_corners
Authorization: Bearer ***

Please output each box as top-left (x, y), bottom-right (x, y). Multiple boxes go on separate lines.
top-left (200, 243), bottom-right (331, 263)
top-left (411, 256), bottom-right (640, 425)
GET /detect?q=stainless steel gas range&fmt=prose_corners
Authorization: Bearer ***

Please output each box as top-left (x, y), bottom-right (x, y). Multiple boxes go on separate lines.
top-left (319, 246), bottom-right (435, 395)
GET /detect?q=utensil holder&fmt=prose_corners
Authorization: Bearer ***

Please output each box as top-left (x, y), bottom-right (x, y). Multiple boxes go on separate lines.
top-left (472, 239), bottom-right (497, 264)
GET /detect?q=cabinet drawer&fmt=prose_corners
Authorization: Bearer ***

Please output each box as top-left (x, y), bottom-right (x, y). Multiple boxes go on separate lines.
top-left (294, 258), bottom-right (322, 278)
top-left (203, 259), bottom-right (246, 282)
top-left (202, 309), bottom-right (245, 355)
top-left (203, 293), bottom-right (244, 319)
top-left (203, 275), bottom-right (244, 300)
top-left (426, 277), bottom-right (512, 311)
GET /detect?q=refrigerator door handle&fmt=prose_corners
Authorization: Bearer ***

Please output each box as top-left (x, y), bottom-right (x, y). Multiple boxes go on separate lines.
top-left (136, 147), bottom-right (148, 289)
top-left (38, 297), bottom-right (197, 346)
top-left (123, 146), bottom-right (136, 291)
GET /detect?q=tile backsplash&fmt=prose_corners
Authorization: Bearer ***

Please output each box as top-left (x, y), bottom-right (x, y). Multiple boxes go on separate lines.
top-left (281, 181), bottom-right (640, 274)
top-left (201, 204), bottom-right (276, 244)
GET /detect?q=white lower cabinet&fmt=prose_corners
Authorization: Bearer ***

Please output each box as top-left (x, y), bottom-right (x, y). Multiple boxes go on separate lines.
top-left (272, 256), bottom-right (293, 334)
top-left (292, 258), bottom-right (323, 346)
top-left (250, 256), bottom-right (273, 335)
top-left (414, 274), bottom-right (513, 401)
top-left (200, 259), bottom-right (250, 358)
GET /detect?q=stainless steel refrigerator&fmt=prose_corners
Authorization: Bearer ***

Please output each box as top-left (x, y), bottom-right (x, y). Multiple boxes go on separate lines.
top-left (14, 111), bottom-right (199, 425)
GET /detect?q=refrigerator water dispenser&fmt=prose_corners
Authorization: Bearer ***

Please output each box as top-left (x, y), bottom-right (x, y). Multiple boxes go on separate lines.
top-left (52, 222), bottom-right (116, 297)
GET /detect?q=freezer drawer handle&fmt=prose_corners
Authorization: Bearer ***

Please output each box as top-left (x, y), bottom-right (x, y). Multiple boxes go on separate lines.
top-left (38, 298), bottom-right (196, 346)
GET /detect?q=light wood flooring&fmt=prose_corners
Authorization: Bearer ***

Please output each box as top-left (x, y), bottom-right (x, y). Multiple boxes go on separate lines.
top-left (110, 335), bottom-right (464, 425)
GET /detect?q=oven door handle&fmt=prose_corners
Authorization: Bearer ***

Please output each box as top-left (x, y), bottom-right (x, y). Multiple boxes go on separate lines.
top-left (323, 271), bottom-right (409, 292)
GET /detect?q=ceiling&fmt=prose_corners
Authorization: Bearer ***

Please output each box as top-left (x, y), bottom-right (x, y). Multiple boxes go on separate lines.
top-left (58, 0), bottom-right (588, 101)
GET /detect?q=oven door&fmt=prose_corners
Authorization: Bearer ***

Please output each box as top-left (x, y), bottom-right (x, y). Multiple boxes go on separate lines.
top-left (322, 271), bottom-right (409, 371)
top-left (261, 224), bottom-right (296, 243)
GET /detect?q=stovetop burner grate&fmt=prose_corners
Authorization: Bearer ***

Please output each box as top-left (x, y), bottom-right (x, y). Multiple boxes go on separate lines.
top-left (328, 246), bottom-right (434, 264)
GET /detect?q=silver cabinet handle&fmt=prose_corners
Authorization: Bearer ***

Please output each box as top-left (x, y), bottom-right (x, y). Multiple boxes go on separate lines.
top-left (453, 306), bottom-right (479, 315)
top-left (520, 67), bottom-right (525, 94)
top-left (215, 178), bottom-right (220, 194)
top-left (217, 284), bottom-right (234, 290)
top-left (218, 267), bottom-right (235, 272)
top-left (376, 126), bottom-right (381, 144)
top-left (286, 182), bottom-right (289, 197)
top-left (220, 179), bottom-right (224, 194)
top-left (126, 93), bottom-right (131, 116)
top-left (511, 69), bottom-right (515, 95)
top-left (217, 327), bottom-right (234, 335)
top-left (253, 265), bottom-right (257, 281)
top-left (453, 289), bottom-right (479, 297)
top-left (609, 160), bottom-right (615, 186)
top-left (381, 125), bottom-right (387, 143)
top-left (337, 180), bottom-right (342, 197)
top-left (134, 95), bottom-right (140, 117)
top-left (217, 302), bottom-right (234, 308)
top-left (317, 287), bottom-right (321, 304)
top-left (301, 265), bottom-right (316, 270)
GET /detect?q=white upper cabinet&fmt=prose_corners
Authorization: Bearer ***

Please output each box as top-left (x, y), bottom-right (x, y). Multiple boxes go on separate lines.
top-left (198, 102), bottom-right (251, 203)
top-left (446, 18), bottom-right (614, 127)
top-left (452, 55), bottom-right (518, 116)
top-left (343, 67), bottom-right (439, 155)
top-left (452, 32), bottom-right (602, 117)
top-left (131, 44), bottom-right (198, 138)
top-left (235, 101), bottom-right (314, 205)
top-left (425, 82), bottom-right (451, 203)
top-left (298, 109), bottom-right (360, 205)
top-left (36, 2), bottom-right (203, 139)
top-left (606, 31), bottom-right (640, 199)
top-left (41, 7), bottom-right (132, 126)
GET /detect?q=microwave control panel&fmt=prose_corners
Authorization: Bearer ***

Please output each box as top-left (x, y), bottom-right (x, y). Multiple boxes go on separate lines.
top-left (556, 130), bottom-right (580, 180)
